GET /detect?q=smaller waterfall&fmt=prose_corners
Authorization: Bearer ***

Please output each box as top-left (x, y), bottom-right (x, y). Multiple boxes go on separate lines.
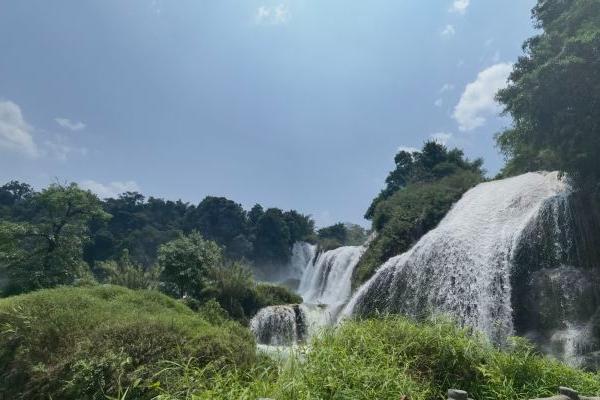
top-left (299, 246), bottom-right (365, 307)
top-left (287, 242), bottom-right (317, 286)
top-left (250, 244), bottom-right (365, 346)
top-left (250, 304), bottom-right (306, 346)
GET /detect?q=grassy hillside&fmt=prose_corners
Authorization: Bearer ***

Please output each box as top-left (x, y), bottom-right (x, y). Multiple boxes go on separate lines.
top-left (0, 285), bottom-right (256, 399)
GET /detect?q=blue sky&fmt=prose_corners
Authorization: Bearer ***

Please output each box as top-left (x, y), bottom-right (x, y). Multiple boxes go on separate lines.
top-left (0, 0), bottom-right (536, 227)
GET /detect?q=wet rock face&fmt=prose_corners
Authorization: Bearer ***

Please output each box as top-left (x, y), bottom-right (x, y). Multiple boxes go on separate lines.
top-left (510, 189), bottom-right (600, 367)
top-left (522, 267), bottom-right (599, 333)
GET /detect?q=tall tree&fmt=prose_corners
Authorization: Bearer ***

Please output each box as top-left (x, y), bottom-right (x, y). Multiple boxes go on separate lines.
top-left (496, 0), bottom-right (600, 190)
top-left (158, 231), bottom-right (223, 298)
top-left (0, 183), bottom-right (108, 295)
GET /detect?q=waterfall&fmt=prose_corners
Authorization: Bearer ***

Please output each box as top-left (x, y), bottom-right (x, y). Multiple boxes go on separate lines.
top-left (250, 304), bottom-right (306, 346)
top-left (288, 242), bottom-right (317, 283)
top-left (343, 172), bottom-right (572, 344)
top-left (299, 245), bottom-right (365, 306)
top-left (251, 244), bottom-right (364, 345)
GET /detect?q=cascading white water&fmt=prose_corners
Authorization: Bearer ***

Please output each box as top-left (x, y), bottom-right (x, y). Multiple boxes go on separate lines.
top-left (250, 304), bottom-right (306, 346)
top-left (251, 244), bottom-right (364, 345)
top-left (343, 172), bottom-right (570, 343)
top-left (299, 246), bottom-right (364, 306)
top-left (288, 242), bottom-right (317, 283)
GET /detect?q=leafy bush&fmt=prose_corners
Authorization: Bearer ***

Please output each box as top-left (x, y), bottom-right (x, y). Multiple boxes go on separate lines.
top-left (254, 282), bottom-right (303, 307)
top-left (0, 285), bottom-right (255, 400)
top-left (95, 249), bottom-right (161, 290)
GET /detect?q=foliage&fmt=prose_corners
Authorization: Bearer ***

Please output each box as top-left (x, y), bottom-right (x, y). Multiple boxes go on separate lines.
top-left (145, 316), bottom-right (600, 400)
top-left (184, 196), bottom-right (251, 260)
top-left (0, 285), bottom-right (256, 400)
top-left (496, 0), bottom-right (600, 193)
top-left (316, 222), bottom-right (369, 251)
top-left (158, 232), bottom-right (223, 298)
top-left (95, 249), bottom-right (161, 290)
top-left (365, 141), bottom-right (484, 220)
top-left (0, 183), bottom-right (109, 296)
top-left (354, 143), bottom-right (485, 287)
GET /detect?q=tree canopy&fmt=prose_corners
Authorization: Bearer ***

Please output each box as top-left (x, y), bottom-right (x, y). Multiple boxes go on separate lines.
top-left (496, 0), bottom-right (600, 191)
top-left (365, 141), bottom-right (484, 219)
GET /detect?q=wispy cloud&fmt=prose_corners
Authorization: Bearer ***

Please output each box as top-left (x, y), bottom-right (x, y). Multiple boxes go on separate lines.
top-left (453, 62), bottom-right (512, 131)
top-left (43, 136), bottom-right (88, 161)
top-left (55, 117), bottom-right (86, 132)
top-left (440, 83), bottom-right (455, 93)
top-left (434, 98), bottom-right (443, 107)
top-left (256, 4), bottom-right (290, 25)
top-left (441, 24), bottom-right (456, 37)
top-left (430, 132), bottom-right (453, 145)
top-left (450, 0), bottom-right (470, 14)
top-left (80, 180), bottom-right (141, 199)
top-left (0, 100), bottom-right (38, 157)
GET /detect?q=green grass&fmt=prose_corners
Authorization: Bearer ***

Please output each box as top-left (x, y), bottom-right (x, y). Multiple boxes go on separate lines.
top-left (0, 285), bottom-right (256, 400)
top-left (153, 317), bottom-right (600, 400)
top-left (2, 289), bottom-right (599, 400)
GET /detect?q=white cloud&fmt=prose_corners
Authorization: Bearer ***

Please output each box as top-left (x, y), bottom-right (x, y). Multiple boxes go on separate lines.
top-left (80, 180), bottom-right (141, 199)
top-left (0, 100), bottom-right (38, 157)
top-left (398, 146), bottom-right (419, 153)
top-left (453, 62), bottom-right (512, 131)
top-left (43, 137), bottom-right (88, 161)
top-left (430, 132), bottom-right (453, 145)
top-left (441, 24), bottom-right (456, 37)
top-left (451, 0), bottom-right (470, 14)
top-left (256, 4), bottom-right (290, 25)
top-left (440, 83), bottom-right (455, 93)
top-left (55, 117), bottom-right (86, 131)
top-left (434, 98), bottom-right (443, 107)
top-left (485, 38), bottom-right (494, 47)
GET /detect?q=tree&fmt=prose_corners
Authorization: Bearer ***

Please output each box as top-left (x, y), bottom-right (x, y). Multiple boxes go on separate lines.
top-left (496, 0), bottom-right (600, 190)
top-left (252, 208), bottom-right (291, 265)
top-left (365, 141), bottom-right (484, 219)
top-left (184, 197), bottom-right (250, 259)
top-left (0, 183), bottom-right (109, 295)
top-left (158, 232), bottom-right (223, 298)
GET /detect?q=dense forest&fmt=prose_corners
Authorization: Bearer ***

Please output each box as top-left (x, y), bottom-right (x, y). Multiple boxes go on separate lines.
top-left (1, 0), bottom-right (599, 399)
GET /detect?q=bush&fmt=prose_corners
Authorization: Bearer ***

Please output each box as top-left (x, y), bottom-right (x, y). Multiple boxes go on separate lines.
top-left (255, 282), bottom-right (303, 307)
top-left (0, 285), bottom-right (255, 400)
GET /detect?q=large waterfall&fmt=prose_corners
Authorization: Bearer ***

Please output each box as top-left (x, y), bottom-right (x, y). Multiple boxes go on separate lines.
top-left (344, 172), bottom-right (570, 342)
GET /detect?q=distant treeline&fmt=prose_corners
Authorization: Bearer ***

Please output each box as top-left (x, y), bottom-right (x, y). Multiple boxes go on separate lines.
top-left (0, 182), bottom-right (366, 273)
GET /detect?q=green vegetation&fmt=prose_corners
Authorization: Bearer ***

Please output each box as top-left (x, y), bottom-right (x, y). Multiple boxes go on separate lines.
top-left (0, 183), bottom-right (109, 296)
top-left (128, 317), bottom-right (600, 400)
top-left (496, 0), bottom-right (600, 194)
top-left (0, 181), bottom-right (316, 282)
top-left (316, 222), bottom-right (369, 252)
top-left (0, 285), bottom-right (256, 400)
top-left (353, 142), bottom-right (485, 287)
